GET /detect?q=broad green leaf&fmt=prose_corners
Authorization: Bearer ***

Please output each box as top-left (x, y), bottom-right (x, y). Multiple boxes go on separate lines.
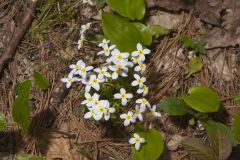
top-left (211, 128), bottom-right (232, 160)
top-left (147, 25), bottom-right (170, 38)
top-left (233, 112), bottom-right (240, 140)
top-left (180, 36), bottom-right (196, 49)
top-left (33, 71), bottom-right (50, 90)
top-left (132, 22), bottom-right (152, 46)
top-left (132, 128), bottom-right (164, 160)
top-left (97, 0), bottom-right (106, 8)
top-left (181, 138), bottom-right (214, 160)
top-left (15, 155), bottom-right (44, 160)
top-left (195, 39), bottom-right (206, 54)
top-left (106, 0), bottom-right (145, 20)
top-left (234, 92), bottom-right (240, 104)
top-left (158, 97), bottom-right (190, 116)
top-left (182, 86), bottom-right (220, 113)
top-left (186, 56), bottom-right (203, 78)
top-left (12, 80), bottom-right (31, 135)
top-left (102, 12), bottom-right (143, 52)
top-left (202, 120), bottom-right (237, 146)
top-left (0, 112), bottom-right (7, 131)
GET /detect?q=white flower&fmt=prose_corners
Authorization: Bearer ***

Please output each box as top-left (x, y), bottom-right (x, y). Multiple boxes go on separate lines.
top-left (120, 111), bottom-right (136, 126)
top-left (92, 93), bottom-right (100, 106)
top-left (82, 0), bottom-right (94, 6)
top-left (131, 56), bottom-right (140, 64)
top-left (84, 107), bottom-right (97, 119)
top-left (135, 98), bottom-right (150, 110)
top-left (69, 59), bottom-right (83, 74)
top-left (94, 67), bottom-right (111, 79)
top-left (131, 43), bottom-right (150, 62)
top-left (137, 85), bottom-right (148, 96)
top-left (131, 74), bottom-right (146, 87)
top-left (150, 105), bottom-right (161, 117)
top-left (134, 63), bottom-right (146, 73)
top-left (104, 104), bottom-right (116, 121)
top-left (61, 72), bottom-right (80, 88)
top-left (114, 88), bottom-right (133, 106)
top-left (111, 49), bottom-right (129, 62)
top-left (85, 75), bottom-right (104, 92)
top-left (134, 105), bottom-right (145, 121)
top-left (94, 100), bottom-right (109, 120)
top-left (108, 61), bottom-right (128, 79)
top-left (99, 39), bottom-right (110, 48)
top-left (129, 133), bottom-right (145, 150)
top-left (97, 44), bottom-right (116, 56)
top-left (77, 35), bottom-right (85, 50)
top-left (80, 22), bottom-right (91, 35)
top-left (75, 62), bottom-right (93, 78)
top-left (81, 92), bottom-right (94, 107)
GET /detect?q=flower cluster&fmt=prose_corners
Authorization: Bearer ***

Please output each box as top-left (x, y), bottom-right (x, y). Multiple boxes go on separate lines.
top-left (61, 40), bottom-right (161, 151)
top-left (77, 22), bottom-right (91, 50)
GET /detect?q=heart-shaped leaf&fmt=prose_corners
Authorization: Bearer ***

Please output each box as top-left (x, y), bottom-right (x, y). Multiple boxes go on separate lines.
top-left (12, 80), bottom-right (31, 135)
top-left (132, 22), bottom-right (152, 46)
top-left (33, 71), bottom-right (50, 90)
top-left (106, 0), bottom-right (145, 20)
top-left (132, 128), bottom-right (164, 160)
top-left (211, 128), bottom-right (232, 160)
top-left (182, 86), bottom-right (220, 113)
top-left (102, 12), bottom-right (143, 52)
top-left (233, 112), bottom-right (240, 140)
top-left (202, 120), bottom-right (237, 146)
top-left (158, 97), bottom-right (190, 116)
top-left (182, 138), bottom-right (214, 160)
top-left (0, 112), bottom-right (7, 131)
top-left (147, 25), bottom-right (170, 38)
top-left (187, 57), bottom-right (203, 78)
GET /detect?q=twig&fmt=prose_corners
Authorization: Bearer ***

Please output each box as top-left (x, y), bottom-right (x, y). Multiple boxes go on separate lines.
top-left (0, 0), bottom-right (37, 74)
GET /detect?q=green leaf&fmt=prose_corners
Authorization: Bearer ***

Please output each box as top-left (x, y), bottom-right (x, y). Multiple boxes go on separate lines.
top-left (106, 0), bottom-right (145, 20)
top-left (182, 86), bottom-right (221, 113)
top-left (102, 12), bottom-right (143, 52)
top-left (180, 36), bottom-right (196, 49)
top-left (15, 155), bottom-right (44, 160)
top-left (132, 128), bottom-right (164, 160)
top-left (195, 39), bottom-right (206, 54)
top-left (147, 25), bottom-right (170, 38)
top-left (202, 120), bottom-right (238, 146)
top-left (97, 0), bottom-right (106, 8)
top-left (12, 80), bottom-right (31, 135)
top-left (0, 112), bottom-right (7, 131)
top-left (132, 22), bottom-right (152, 46)
top-left (33, 71), bottom-right (49, 90)
top-left (233, 112), bottom-right (240, 140)
top-left (210, 128), bottom-right (232, 160)
top-left (234, 92), bottom-right (240, 104)
top-left (187, 56), bottom-right (203, 78)
top-left (158, 97), bottom-right (190, 116)
top-left (181, 138), bottom-right (214, 160)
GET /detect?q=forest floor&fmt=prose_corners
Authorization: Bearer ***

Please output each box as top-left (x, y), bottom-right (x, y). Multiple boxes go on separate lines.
top-left (0, 0), bottom-right (240, 160)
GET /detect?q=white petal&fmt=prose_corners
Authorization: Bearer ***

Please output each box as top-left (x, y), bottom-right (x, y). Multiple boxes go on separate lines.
top-left (136, 99), bottom-right (141, 103)
top-left (134, 74), bottom-right (140, 80)
top-left (61, 78), bottom-right (68, 83)
top-left (122, 99), bottom-right (127, 106)
top-left (138, 114), bottom-right (143, 121)
top-left (120, 88), bottom-right (126, 94)
top-left (92, 84), bottom-right (100, 91)
top-left (66, 82), bottom-right (71, 88)
top-left (124, 120), bottom-right (130, 126)
top-left (140, 138), bottom-right (145, 143)
top-left (131, 81), bottom-right (138, 86)
top-left (129, 138), bottom-right (136, 144)
top-left (114, 93), bottom-right (121, 99)
top-left (143, 48), bottom-right (151, 55)
top-left (139, 105), bottom-right (146, 112)
top-left (134, 66), bottom-right (141, 72)
top-left (131, 51), bottom-right (139, 57)
top-left (86, 66), bottom-right (94, 71)
top-left (120, 114), bottom-right (127, 119)
top-left (135, 143), bottom-right (141, 150)
top-left (84, 112), bottom-right (92, 119)
top-left (154, 112), bottom-right (161, 117)
top-left (137, 88), bottom-right (143, 94)
top-left (133, 133), bottom-right (140, 138)
top-left (85, 85), bottom-right (91, 92)
top-left (126, 93), bottom-right (133, 99)
top-left (112, 72), bottom-right (118, 79)
top-left (137, 43), bottom-right (142, 51)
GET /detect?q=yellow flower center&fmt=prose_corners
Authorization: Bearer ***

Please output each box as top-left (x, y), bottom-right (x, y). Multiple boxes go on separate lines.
top-left (87, 97), bottom-right (93, 102)
top-left (139, 50), bottom-right (144, 55)
top-left (67, 78), bottom-right (73, 83)
top-left (142, 99), bottom-right (147, 104)
top-left (126, 115), bottom-right (132, 120)
top-left (93, 78), bottom-right (98, 83)
top-left (135, 138), bottom-right (141, 143)
top-left (105, 48), bottom-right (110, 53)
top-left (81, 67), bottom-right (86, 72)
top-left (117, 55), bottom-right (123, 60)
top-left (121, 94), bottom-right (126, 99)
top-left (99, 107), bottom-right (104, 113)
top-left (137, 79), bottom-right (142, 84)
top-left (100, 70), bottom-right (105, 74)
top-left (74, 65), bottom-right (79, 70)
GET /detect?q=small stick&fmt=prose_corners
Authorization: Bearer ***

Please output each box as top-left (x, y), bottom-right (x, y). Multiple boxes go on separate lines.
top-left (0, 0), bottom-right (37, 74)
